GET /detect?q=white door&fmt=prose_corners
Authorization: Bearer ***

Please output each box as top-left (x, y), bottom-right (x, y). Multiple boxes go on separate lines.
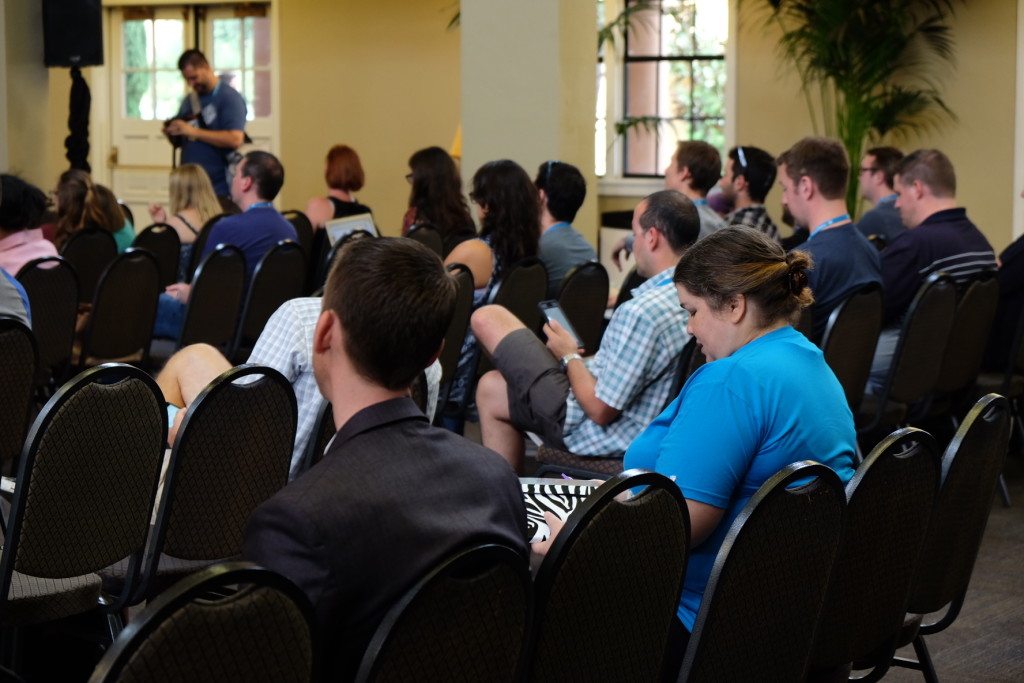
top-left (107, 4), bottom-right (274, 228)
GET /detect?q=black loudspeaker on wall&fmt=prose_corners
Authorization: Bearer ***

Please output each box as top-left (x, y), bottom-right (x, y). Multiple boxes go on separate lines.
top-left (42, 0), bottom-right (104, 68)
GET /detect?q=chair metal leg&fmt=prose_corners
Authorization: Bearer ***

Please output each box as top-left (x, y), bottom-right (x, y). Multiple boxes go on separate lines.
top-left (106, 611), bottom-right (125, 640)
top-left (998, 473), bottom-right (1012, 507)
top-left (911, 635), bottom-right (939, 683)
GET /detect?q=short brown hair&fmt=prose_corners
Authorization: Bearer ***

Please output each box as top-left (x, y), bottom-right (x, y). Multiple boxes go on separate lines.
top-left (673, 140), bottom-right (722, 194)
top-left (324, 145), bottom-right (365, 192)
top-left (638, 190), bottom-right (700, 253)
top-left (177, 49), bottom-right (209, 71)
top-left (896, 149), bottom-right (956, 198)
top-left (777, 137), bottom-right (848, 200)
top-left (322, 238), bottom-right (456, 390)
top-left (865, 146), bottom-right (904, 189)
top-left (674, 227), bottom-right (814, 327)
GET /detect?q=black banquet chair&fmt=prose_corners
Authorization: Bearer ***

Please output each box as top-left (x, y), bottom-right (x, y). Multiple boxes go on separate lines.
top-left (557, 261), bottom-right (609, 355)
top-left (406, 224), bottom-right (444, 258)
top-left (103, 364), bottom-right (297, 602)
top-left (0, 317), bottom-right (37, 474)
top-left (229, 240), bottom-right (306, 362)
top-left (313, 230), bottom-right (374, 295)
top-left (433, 264), bottom-right (475, 422)
top-left (820, 282), bottom-right (884, 413)
top-left (474, 257), bottom-right (548, 378)
top-left (890, 393), bottom-right (1012, 681)
top-left (282, 209), bottom-right (314, 262)
top-left (678, 461), bottom-right (846, 682)
top-left (77, 249), bottom-right (161, 369)
top-left (0, 364), bottom-right (166, 639)
top-left (16, 256), bottom-right (79, 386)
top-left (524, 470), bottom-right (690, 682)
top-left (185, 213), bottom-right (228, 283)
top-left (90, 562), bottom-right (316, 683)
top-left (132, 223), bottom-right (182, 288)
top-left (808, 428), bottom-right (940, 681)
top-left (162, 244), bottom-right (246, 356)
top-left (355, 544), bottom-right (530, 683)
top-left (60, 228), bottom-right (117, 304)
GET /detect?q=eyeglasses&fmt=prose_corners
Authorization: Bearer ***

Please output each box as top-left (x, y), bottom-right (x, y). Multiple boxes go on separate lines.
top-left (859, 166), bottom-right (878, 175)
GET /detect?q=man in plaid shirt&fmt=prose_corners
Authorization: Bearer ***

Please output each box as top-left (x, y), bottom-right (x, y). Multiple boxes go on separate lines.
top-left (472, 190), bottom-right (698, 473)
top-left (721, 145), bottom-right (781, 241)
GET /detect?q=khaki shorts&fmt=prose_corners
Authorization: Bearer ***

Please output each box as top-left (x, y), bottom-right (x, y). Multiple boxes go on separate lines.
top-left (491, 329), bottom-right (571, 449)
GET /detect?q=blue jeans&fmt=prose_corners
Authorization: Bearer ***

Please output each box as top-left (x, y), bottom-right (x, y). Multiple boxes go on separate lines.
top-left (153, 292), bottom-right (186, 340)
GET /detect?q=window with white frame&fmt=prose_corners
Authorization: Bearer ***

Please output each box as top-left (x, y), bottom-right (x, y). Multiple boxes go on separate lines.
top-left (597, 0), bottom-right (728, 179)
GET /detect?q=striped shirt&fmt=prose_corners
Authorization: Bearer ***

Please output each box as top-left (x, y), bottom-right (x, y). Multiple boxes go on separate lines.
top-left (562, 267), bottom-right (690, 456)
top-left (880, 208), bottom-right (996, 325)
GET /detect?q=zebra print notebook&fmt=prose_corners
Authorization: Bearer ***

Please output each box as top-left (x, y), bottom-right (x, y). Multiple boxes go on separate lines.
top-left (520, 477), bottom-right (598, 543)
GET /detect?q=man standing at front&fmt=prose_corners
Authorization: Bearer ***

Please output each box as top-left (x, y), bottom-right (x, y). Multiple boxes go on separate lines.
top-left (777, 137), bottom-right (881, 343)
top-left (164, 49), bottom-right (247, 200)
top-left (244, 238), bottom-right (527, 680)
top-left (869, 149), bottom-right (996, 388)
top-left (473, 190), bottom-right (698, 472)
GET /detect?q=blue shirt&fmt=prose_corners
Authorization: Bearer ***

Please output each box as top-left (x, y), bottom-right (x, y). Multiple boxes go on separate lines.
top-left (178, 81), bottom-right (248, 196)
top-left (203, 206), bottom-right (298, 282)
top-left (799, 223), bottom-right (881, 342)
top-left (623, 326), bottom-right (856, 630)
top-left (856, 195), bottom-right (905, 244)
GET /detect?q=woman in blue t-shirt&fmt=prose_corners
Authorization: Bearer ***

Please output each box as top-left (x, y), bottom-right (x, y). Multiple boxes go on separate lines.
top-left (624, 227), bottom-right (857, 676)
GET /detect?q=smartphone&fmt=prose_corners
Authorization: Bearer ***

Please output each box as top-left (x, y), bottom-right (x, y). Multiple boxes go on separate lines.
top-left (538, 300), bottom-right (584, 350)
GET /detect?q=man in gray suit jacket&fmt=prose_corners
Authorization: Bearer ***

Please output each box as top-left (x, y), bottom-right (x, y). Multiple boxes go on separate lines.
top-left (243, 238), bottom-right (528, 680)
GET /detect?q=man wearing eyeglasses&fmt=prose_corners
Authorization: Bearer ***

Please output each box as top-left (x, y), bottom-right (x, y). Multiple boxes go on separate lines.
top-left (857, 146), bottom-right (906, 244)
top-left (720, 145), bottom-right (780, 241)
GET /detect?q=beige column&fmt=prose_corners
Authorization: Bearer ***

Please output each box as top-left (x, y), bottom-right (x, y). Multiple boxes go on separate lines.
top-left (461, 0), bottom-right (598, 245)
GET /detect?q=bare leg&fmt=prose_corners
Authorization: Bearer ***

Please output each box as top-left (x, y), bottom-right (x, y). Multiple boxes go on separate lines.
top-left (156, 343), bottom-right (232, 407)
top-left (471, 305), bottom-right (527, 356)
top-left (476, 369), bottom-right (525, 472)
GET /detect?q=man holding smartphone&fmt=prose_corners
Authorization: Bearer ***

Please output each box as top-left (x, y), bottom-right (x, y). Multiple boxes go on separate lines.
top-left (472, 190), bottom-right (699, 472)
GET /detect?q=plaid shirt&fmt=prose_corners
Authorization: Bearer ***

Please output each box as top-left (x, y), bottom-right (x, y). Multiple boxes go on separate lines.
top-left (248, 298), bottom-right (441, 479)
top-left (562, 268), bottom-right (690, 456)
top-left (728, 205), bottom-right (780, 241)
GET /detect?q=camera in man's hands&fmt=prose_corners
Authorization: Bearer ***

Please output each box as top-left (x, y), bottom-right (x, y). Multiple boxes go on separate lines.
top-left (164, 112), bottom-right (202, 149)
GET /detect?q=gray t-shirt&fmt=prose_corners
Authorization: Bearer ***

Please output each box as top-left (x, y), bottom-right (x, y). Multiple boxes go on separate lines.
top-left (539, 222), bottom-right (597, 298)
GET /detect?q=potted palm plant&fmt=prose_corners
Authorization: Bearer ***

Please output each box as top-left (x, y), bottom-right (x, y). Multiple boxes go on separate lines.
top-left (751, 0), bottom-right (963, 215)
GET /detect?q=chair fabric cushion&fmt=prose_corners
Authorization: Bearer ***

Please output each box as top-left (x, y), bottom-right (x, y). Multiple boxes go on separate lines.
top-left (537, 446), bottom-right (624, 475)
top-left (0, 569), bottom-right (101, 626)
top-left (974, 372), bottom-right (1024, 400)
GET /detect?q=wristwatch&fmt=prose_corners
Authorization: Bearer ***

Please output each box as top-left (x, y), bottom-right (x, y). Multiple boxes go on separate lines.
top-left (560, 352), bottom-right (583, 371)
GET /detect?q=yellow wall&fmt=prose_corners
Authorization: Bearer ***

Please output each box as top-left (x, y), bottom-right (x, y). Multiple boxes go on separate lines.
top-left (277, 0), bottom-right (462, 234)
top-left (732, 1), bottom-right (1017, 251)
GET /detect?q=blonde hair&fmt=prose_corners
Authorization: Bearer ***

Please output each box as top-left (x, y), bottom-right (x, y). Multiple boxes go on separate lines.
top-left (168, 164), bottom-right (221, 224)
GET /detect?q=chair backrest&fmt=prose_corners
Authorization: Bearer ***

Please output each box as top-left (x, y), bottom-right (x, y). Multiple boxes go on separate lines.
top-left (489, 257), bottom-right (548, 333)
top-left (821, 283), bottom-right (884, 412)
top-left (302, 400), bottom-right (335, 473)
top-left (315, 229), bottom-right (374, 293)
top-left (613, 266), bottom-right (646, 310)
top-left (933, 271), bottom-right (999, 394)
top-left (60, 228), bottom-right (118, 304)
top-left (230, 240), bottom-right (306, 359)
top-left (355, 544), bottom-right (529, 683)
top-left (879, 272), bottom-right (957, 405)
top-left (406, 224), bottom-right (444, 258)
top-left (809, 428), bottom-right (940, 674)
top-left (906, 393), bottom-right (1011, 617)
top-left (666, 337), bottom-right (707, 408)
top-left (81, 249), bottom-right (161, 365)
top-left (679, 462), bottom-right (846, 682)
top-left (0, 317), bottom-right (37, 470)
top-left (438, 264), bottom-right (475, 386)
top-left (282, 210), bottom-right (314, 261)
top-left (147, 365), bottom-right (296, 568)
top-left (186, 213), bottom-right (228, 283)
top-left (90, 562), bottom-right (316, 683)
top-left (0, 364), bottom-right (166, 612)
top-left (132, 223), bottom-right (182, 288)
top-left (16, 256), bottom-right (78, 377)
top-left (118, 201), bottom-right (135, 228)
top-left (526, 470), bottom-right (690, 682)
top-left (557, 261), bottom-right (609, 355)
top-left (178, 245), bottom-right (246, 351)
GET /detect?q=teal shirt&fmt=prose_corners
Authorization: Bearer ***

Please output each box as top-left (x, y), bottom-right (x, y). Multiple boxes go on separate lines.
top-left (623, 326), bottom-right (856, 630)
top-left (112, 220), bottom-right (135, 253)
